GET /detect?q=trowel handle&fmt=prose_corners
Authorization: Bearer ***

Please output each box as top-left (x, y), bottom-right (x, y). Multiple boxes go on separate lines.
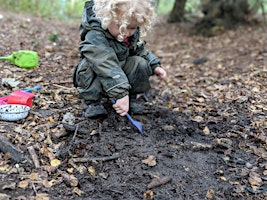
top-left (0, 55), bottom-right (13, 61)
top-left (23, 86), bottom-right (41, 92)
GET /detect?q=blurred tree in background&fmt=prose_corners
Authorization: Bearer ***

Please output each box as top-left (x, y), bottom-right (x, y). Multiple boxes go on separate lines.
top-left (167, 0), bottom-right (266, 36)
top-left (168, 0), bottom-right (187, 22)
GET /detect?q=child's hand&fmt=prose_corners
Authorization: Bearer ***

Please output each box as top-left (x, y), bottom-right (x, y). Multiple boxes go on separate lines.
top-left (154, 66), bottom-right (167, 80)
top-left (112, 95), bottom-right (129, 116)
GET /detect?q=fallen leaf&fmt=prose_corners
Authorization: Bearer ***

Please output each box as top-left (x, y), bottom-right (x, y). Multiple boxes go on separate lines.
top-left (206, 189), bottom-right (215, 199)
top-left (0, 165), bottom-right (10, 173)
top-left (249, 171), bottom-right (262, 186)
top-left (50, 159), bottom-right (61, 167)
top-left (73, 187), bottom-right (84, 196)
top-left (67, 168), bottom-right (74, 173)
top-left (88, 166), bottom-right (96, 176)
top-left (29, 172), bottom-right (39, 181)
top-left (192, 116), bottom-right (204, 122)
top-left (17, 180), bottom-right (29, 189)
top-left (42, 179), bottom-right (57, 188)
top-left (142, 155), bottom-right (157, 167)
top-left (143, 190), bottom-right (154, 200)
top-left (99, 172), bottom-right (109, 179)
top-left (36, 193), bottom-right (50, 200)
top-left (203, 126), bottom-right (210, 135)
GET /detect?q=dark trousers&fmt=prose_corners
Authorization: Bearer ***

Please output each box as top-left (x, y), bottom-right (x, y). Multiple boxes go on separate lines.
top-left (73, 56), bottom-right (152, 101)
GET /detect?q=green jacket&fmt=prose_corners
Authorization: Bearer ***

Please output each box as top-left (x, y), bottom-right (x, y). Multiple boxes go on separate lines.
top-left (75, 0), bottom-right (161, 99)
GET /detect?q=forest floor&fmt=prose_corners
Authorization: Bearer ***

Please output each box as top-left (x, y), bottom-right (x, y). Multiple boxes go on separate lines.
top-left (0, 10), bottom-right (266, 200)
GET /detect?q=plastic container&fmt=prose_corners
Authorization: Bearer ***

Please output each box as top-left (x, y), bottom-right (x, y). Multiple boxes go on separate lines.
top-left (0, 104), bottom-right (30, 121)
top-left (7, 94), bottom-right (33, 107)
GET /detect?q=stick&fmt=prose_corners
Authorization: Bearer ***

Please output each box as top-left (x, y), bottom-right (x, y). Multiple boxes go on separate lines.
top-left (190, 141), bottom-right (212, 150)
top-left (60, 171), bottom-right (79, 187)
top-left (27, 146), bottom-right (40, 168)
top-left (53, 84), bottom-right (76, 91)
top-left (56, 124), bottom-right (79, 157)
top-left (147, 176), bottom-right (171, 189)
top-left (70, 153), bottom-right (121, 163)
top-left (31, 182), bottom-right (37, 195)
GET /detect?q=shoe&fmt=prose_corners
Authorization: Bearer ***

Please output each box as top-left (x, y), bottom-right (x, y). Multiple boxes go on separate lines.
top-left (83, 100), bottom-right (108, 118)
top-left (130, 95), bottom-right (144, 114)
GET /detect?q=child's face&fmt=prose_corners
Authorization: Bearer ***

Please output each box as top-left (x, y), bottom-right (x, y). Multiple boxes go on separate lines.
top-left (108, 20), bottom-right (139, 41)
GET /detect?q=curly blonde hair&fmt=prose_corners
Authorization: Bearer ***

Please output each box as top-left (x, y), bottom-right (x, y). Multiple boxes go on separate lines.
top-left (93, 0), bottom-right (155, 37)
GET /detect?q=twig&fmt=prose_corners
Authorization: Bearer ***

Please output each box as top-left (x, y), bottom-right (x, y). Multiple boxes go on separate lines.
top-left (42, 80), bottom-right (73, 85)
top-left (147, 176), bottom-right (171, 189)
top-left (27, 146), bottom-right (40, 168)
top-left (246, 186), bottom-right (267, 194)
top-left (60, 171), bottom-right (79, 187)
top-left (68, 123), bottom-right (79, 150)
top-left (56, 123), bottom-right (79, 157)
top-left (190, 141), bottom-right (213, 150)
top-left (53, 84), bottom-right (76, 91)
top-left (31, 182), bottom-right (37, 195)
top-left (70, 153), bottom-right (121, 163)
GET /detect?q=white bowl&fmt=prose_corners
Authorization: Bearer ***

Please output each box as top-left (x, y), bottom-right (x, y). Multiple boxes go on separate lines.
top-left (0, 104), bottom-right (30, 121)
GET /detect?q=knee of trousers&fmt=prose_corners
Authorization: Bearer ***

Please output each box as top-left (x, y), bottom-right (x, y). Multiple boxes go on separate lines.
top-left (125, 56), bottom-right (152, 78)
top-left (125, 57), bottom-right (151, 94)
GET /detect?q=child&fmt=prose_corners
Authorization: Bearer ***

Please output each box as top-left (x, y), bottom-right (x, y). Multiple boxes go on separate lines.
top-left (73, 0), bottom-right (167, 118)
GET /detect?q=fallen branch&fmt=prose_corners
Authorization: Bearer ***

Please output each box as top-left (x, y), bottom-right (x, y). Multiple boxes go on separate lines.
top-left (27, 146), bottom-right (40, 168)
top-left (70, 153), bottom-right (121, 163)
top-left (147, 176), bottom-right (171, 189)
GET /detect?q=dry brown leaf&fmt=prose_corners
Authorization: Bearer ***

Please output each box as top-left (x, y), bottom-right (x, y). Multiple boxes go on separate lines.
top-left (0, 165), bottom-right (10, 173)
top-left (192, 116), bottom-right (204, 123)
top-left (206, 189), bottom-right (215, 199)
top-left (88, 166), bottom-right (96, 176)
top-left (17, 180), bottom-right (29, 189)
top-left (143, 190), bottom-right (154, 200)
top-left (40, 145), bottom-right (56, 160)
top-left (249, 171), bottom-right (262, 186)
top-left (50, 159), bottom-right (61, 167)
top-left (142, 155), bottom-right (157, 167)
top-left (73, 187), bottom-right (84, 196)
top-left (29, 172), bottom-right (39, 181)
top-left (42, 179), bottom-right (57, 188)
top-left (67, 168), bottom-right (74, 173)
top-left (36, 193), bottom-right (50, 200)
top-left (203, 126), bottom-right (210, 135)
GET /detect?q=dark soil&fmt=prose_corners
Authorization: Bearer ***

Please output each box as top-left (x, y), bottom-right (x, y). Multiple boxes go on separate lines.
top-left (0, 9), bottom-right (266, 200)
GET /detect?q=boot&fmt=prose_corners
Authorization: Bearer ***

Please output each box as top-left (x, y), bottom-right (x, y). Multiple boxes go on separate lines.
top-left (83, 100), bottom-right (108, 118)
top-left (129, 95), bottom-right (144, 114)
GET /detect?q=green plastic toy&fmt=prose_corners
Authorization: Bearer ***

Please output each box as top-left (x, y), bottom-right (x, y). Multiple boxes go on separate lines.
top-left (0, 50), bottom-right (38, 69)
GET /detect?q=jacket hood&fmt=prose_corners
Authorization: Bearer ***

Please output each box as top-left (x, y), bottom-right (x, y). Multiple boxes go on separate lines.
top-left (80, 1), bottom-right (103, 40)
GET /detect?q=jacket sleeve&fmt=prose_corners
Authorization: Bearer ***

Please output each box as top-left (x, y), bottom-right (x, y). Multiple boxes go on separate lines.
top-left (79, 30), bottom-right (130, 99)
top-left (132, 39), bottom-right (161, 75)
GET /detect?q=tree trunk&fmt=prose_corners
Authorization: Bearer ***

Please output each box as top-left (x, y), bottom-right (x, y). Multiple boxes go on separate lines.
top-left (168, 0), bottom-right (187, 23)
top-left (195, 0), bottom-right (250, 36)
